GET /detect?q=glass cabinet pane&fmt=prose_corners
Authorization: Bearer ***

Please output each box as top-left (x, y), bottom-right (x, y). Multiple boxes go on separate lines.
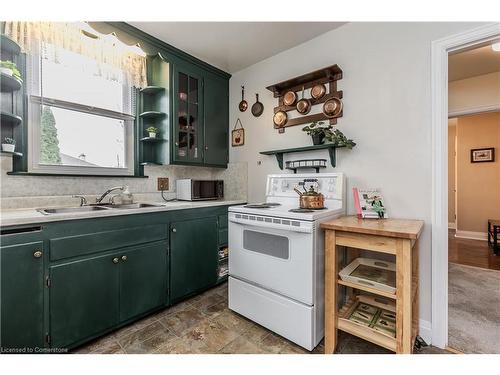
top-left (188, 76), bottom-right (198, 104)
top-left (179, 73), bottom-right (188, 102)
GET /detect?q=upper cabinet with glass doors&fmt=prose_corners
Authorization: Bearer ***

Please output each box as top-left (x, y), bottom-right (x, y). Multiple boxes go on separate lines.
top-left (173, 66), bottom-right (203, 164)
top-left (172, 62), bottom-right (229, 168)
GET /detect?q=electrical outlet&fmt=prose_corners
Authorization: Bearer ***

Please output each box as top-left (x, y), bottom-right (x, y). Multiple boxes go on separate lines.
top-left (157, 177), bottom-right (169, 191)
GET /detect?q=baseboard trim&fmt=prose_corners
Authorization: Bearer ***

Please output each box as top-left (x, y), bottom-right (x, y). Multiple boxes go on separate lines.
top-left (455, 230), bottom-right (488, 241)
top-left (448, 222), bottom-right (456, 229)
top-left (419, 319), bottom-right (432, 345)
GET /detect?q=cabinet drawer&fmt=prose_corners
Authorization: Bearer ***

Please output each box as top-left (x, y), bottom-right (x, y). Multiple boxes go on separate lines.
top-left (49, 224), bottom-right (168, 261)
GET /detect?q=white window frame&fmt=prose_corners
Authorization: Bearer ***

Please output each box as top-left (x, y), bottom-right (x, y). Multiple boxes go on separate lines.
top-left (27, 50), bottom-right (136, 176)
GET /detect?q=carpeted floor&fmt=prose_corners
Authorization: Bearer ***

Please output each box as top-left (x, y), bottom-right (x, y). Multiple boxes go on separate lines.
top-left (448, 262), bottom-right (500, 353)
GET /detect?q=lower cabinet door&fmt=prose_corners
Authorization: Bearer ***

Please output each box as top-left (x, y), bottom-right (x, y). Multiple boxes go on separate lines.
top-left (170, 217), bottom-right (218, 302)
top-left (119, 240), bottom-right (168, 322)
top-left (0, 241), bottom-right (45, 349)
top-left (49, 253), bottom-right (120, 349)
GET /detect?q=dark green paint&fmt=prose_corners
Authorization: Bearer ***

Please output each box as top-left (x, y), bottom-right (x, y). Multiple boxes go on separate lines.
top-left (119, 240), bottom-right (169, 321)
top-left (169, 216), bottom-right (218, 302)
top-left (49, 252), bottom-right (120, 348)
top-left (49, 224), bottom-right (167, 261)
top-left (0, 241), bottom-right (45, 350)
top-left (0, 204), bottom-right (236, 350)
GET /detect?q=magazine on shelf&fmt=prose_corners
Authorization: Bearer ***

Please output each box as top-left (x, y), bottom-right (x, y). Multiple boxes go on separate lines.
top-left (353, 188), bottom-right (388, 219)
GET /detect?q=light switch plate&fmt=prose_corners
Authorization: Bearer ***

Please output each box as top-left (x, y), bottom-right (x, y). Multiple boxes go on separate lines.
top-left (157, 177), bottom-right (169, 191)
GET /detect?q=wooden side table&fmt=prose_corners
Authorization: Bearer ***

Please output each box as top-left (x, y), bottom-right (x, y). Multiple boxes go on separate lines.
top-left (321, 216), bottom-right (424, 354)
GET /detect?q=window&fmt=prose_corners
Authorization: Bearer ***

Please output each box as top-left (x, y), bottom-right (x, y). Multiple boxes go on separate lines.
top-left (28, 40), bottom-right (136, 175)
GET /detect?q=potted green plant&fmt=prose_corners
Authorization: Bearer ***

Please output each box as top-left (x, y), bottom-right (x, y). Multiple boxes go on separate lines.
top-left (0, 60), bottom-right (22, 82)
top-left (146, 126), bottom-right (159, 138)
top-left (325, 128), bottom-right (356, 149)
top-left (302, 121), bottom-right (332, 145)
top-left (302, 121), bottom-right (356, 148)
top-left (2, 137), bottom-right (16, 153)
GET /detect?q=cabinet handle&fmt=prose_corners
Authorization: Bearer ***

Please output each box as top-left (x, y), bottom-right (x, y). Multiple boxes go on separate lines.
top-left (121, 255), bottom-right (128, 262)
top-left (112, 257), bottom-right (119, 264)
top-left (205, 146), bottom-right (208, 150)
top-left (175, 142), bottom-right (179, 146)
top-left (33, 250), bottom-right (43, 258)
top-left (172, 228), bottom-right (177, 233)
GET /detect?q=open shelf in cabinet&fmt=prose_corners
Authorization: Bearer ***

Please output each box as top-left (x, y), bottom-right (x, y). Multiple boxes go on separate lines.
top-left (338, 295), bottom-right (397, 352)
top-left (1, 73), bottom-right (22, 92)
top-left (0, 111), bottom-right (22, 126)
top-left (338, 279), bottom-right (396, 300)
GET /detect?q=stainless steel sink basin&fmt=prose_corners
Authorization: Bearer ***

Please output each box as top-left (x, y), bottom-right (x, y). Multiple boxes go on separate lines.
top-left (38, 206), bottom-right (111, 215)
top-left (38, 203), bottom-right (164, 215)
top-left (108, 203), bottom-right (164, 209)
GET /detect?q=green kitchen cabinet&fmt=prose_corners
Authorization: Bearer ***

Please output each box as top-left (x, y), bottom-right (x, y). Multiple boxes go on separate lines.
top-left (204, 73), bottom-right (229, 167)
top-left (171, 62), bottom-right (229, 168)
top-left (172, 63), bottom-right (204, 165)
top-left (0, 240), bottom-right (45, 350)
top-left (49, 240), bottom-right (169, 349)
top-left (49, 252), bottom-right (120, 349)
top-left (119, 240), bottom-right (169, 322)
top-left (169, 216), bottom-right (218, 302)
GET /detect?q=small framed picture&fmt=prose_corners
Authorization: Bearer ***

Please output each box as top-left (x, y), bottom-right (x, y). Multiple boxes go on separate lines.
top-left (232, 128), bottom-right (244, 147)
top-left (471, 148), bottom-right (495, 163)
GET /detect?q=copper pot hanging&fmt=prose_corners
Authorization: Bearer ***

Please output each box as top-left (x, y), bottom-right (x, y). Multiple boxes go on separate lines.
top-left (296, 86), bottom-right (311, 115)
top-left (322, 97), bottom-right (343, 118)
top-left (283, 91), bottom-right (297, 106)
top-left (273, 111), bottom-right (288, 127)
top-left (310, 84), bottom-right (326, 100)
top-left (239, 86), bottom-right (248, 112)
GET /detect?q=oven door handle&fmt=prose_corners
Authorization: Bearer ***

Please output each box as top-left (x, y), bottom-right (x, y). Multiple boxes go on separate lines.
top-left (229, 216), bottom-right (313, 233)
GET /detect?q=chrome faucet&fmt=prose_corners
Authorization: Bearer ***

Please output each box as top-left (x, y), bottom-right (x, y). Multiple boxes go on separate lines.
top-left (96, 186), bottom-right (124, 204)
top-left (72, 195), bottom-right (88, 206)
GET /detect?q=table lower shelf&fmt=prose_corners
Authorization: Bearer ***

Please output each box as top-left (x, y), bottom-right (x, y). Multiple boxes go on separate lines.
top-left (338, 295), bottom-right (397, 352)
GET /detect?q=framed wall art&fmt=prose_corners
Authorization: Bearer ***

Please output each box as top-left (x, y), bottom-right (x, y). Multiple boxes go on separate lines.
top-left (232, 118), bottom-right (245, 147)
top-left (471, 148), bottom-right (495, 163)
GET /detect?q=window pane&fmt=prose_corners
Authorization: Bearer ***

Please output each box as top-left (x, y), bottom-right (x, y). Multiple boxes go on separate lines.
top-left (40, 43), bottom-right (131, 114)
top-left (39, 105), bottom-right (127, 168)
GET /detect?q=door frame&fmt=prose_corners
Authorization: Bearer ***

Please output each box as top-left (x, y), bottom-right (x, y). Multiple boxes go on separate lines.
top-left (430, 22), bottom-right (500, 348)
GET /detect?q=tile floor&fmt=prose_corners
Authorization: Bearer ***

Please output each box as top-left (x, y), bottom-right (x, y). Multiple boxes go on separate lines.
top-left (73, 282), bottom-right (446, 354)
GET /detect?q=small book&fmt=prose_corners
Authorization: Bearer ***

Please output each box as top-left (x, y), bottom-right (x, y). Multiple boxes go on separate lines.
top-left (353, 188), bottom-right (387, 219)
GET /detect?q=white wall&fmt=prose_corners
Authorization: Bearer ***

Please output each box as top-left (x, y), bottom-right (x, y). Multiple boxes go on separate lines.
top-left (228, 22), bottom-right (485, 331)
top-left (449, 71), bottom-right (500, 115)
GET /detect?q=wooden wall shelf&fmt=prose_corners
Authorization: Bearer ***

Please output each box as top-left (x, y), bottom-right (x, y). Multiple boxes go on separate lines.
top-left (265, 65), bottom-right (344, 130)
top-left (260, 144), bottom-right (346, 169)
top-left (266, 65), bottom-right (342, 97)
top-left (140, 86), bottom-right (165, 95)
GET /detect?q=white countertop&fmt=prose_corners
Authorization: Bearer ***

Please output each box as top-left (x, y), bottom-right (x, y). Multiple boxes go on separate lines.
top-left (0, 200), bottom-right (247, 227)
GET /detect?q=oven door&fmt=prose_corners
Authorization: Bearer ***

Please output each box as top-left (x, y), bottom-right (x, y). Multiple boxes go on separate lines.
top-left (229, 213), bottom-right (314, 305)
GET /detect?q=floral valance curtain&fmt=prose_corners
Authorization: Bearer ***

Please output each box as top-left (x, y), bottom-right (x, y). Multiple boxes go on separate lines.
top-left (4, 22), bottom-right (147, 88)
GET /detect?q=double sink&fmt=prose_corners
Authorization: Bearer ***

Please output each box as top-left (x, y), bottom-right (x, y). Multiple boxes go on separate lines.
top-left (38, 202), bottom-right (164, 215)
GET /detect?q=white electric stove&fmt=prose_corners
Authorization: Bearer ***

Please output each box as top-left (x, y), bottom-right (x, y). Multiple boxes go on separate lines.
top-left (228, 173), bottom-right (345, 351)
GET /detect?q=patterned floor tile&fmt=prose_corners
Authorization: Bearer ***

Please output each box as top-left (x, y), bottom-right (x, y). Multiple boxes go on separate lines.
top-left (180, 318), bottom-right (240, 353)
top-left (118, 321), bottom-right (168, 350)
top-left (158, 306), bottom-right (208, 336)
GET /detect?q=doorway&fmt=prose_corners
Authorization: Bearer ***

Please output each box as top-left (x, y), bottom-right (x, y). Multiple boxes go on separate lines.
top-left (431, 23), bottom-right (500, 351)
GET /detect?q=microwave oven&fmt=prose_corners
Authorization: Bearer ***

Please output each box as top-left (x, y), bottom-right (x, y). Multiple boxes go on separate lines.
top-left (176, 179), bottom-right (224, 201)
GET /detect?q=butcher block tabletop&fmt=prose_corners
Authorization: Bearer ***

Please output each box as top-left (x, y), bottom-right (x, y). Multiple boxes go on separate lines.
top-left (321, 216), bottom-right (424, 240)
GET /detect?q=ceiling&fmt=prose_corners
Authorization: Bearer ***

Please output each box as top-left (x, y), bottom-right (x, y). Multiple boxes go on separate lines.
top-left (130, 22), bottom-right (346, 73)
top-left (449, 43), bottom-right (500, 81)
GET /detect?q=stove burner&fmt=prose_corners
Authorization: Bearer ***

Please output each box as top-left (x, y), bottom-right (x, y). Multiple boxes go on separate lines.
top-left (244, 202), bottom-right (282, 209)
top-left (288, 207), bottom-right (328, 213)
top-left (288, 208), bottom-right (314, 213)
